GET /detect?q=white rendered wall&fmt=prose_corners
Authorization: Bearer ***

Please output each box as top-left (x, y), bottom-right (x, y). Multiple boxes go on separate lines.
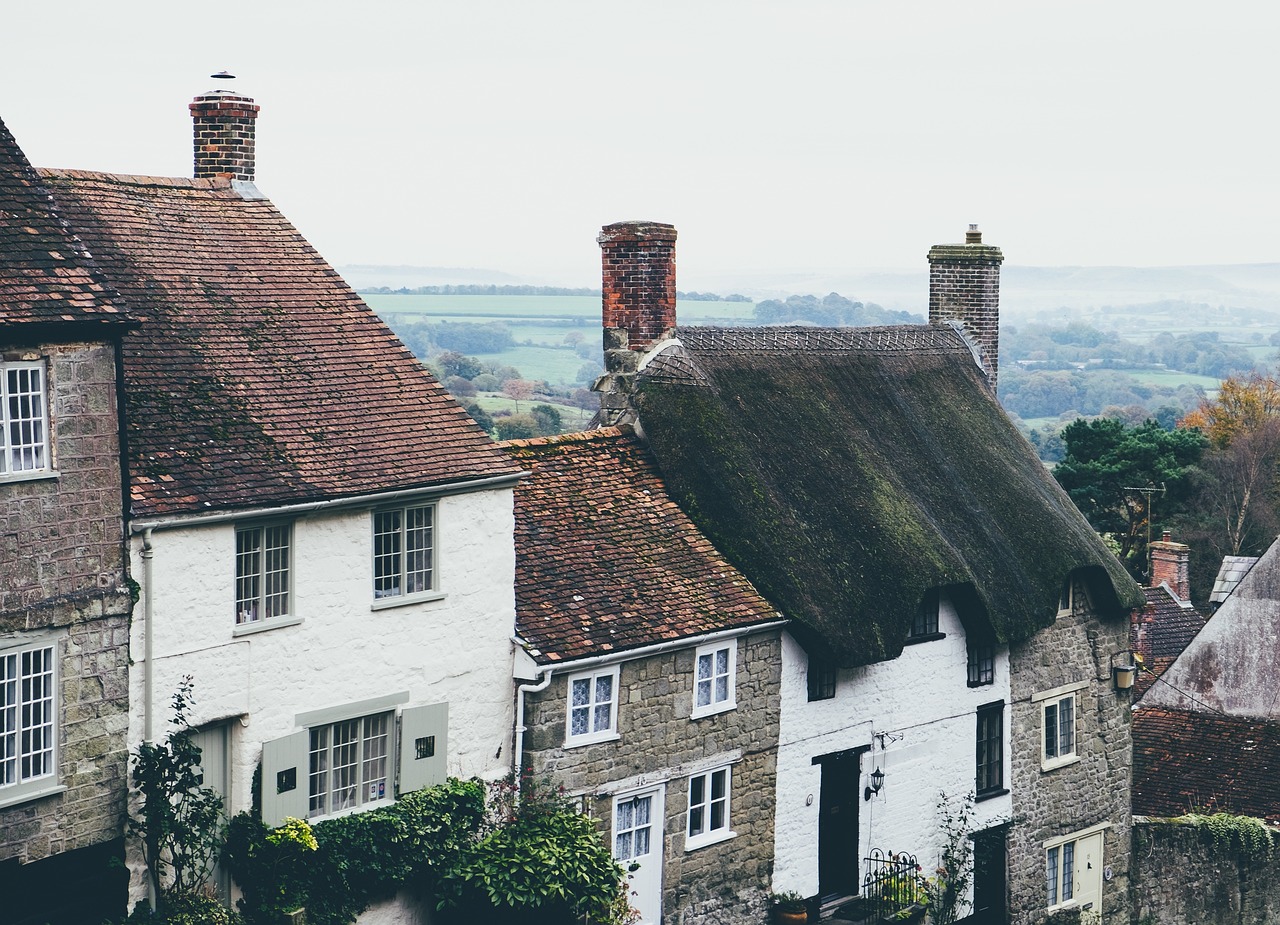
top-left (771, 595), bottom-right (1011, 899)
top-left (125, 487), bottom-right (517, 904)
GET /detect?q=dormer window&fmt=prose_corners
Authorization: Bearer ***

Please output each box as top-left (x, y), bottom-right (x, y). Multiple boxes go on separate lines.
top-left (1058, 577), bottom-right (1073, 614)
top-left (967, 642), bottom-right (995, 686)
top-left (907, 591), bottom-right (945, 644)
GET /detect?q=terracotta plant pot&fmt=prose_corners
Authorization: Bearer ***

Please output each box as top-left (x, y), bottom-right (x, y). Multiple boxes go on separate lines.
top-left (773, 909), bottom-right (808, 925)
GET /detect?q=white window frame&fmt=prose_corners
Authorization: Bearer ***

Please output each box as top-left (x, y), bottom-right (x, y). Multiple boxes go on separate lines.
top-left (306, 711), bottom-right (393, 820)
top-left (1033, 680), bottom-right (1087, 771)
top-left (565, 666), bottom-right (620, 747)
top-left (1, 360), bottom-right (53, 479)
top-left (1045, 822), bottom-right (1110, 911)
top-left (691, 641), bottom-right (736, 718)
top-left (1058, 576), bottom-right (1074, 614)
top-left (0, 635), bottom-right (62, 807)
top-left (685, 765), bottom-right (734, 850)
top-left (371, 502), bottom-right (442, 608)
top-left (234, 521), bottom-right (293, 627)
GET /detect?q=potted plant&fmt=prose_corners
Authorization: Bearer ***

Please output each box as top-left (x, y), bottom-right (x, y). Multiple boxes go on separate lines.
top-left (769, 891), bottom-right (809, 924)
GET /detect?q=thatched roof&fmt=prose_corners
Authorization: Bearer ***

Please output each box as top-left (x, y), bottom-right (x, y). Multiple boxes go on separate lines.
top-left (634, 324), bottom-right (1143, 667)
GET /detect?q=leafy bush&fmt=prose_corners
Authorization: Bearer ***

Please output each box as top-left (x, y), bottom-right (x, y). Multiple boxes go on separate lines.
top-left (120, 891), bottom-right (243, 925)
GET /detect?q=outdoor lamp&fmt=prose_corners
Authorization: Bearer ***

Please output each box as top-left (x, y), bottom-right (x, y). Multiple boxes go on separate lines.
top-left (864, 766), bottom-right (885, 801)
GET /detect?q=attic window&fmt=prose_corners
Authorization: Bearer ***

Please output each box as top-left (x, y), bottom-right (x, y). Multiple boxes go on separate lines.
top-left (967, 642), bottom-right (995, 687)
top-left (906, 591), bottom-right (946, 645)
top-left (807, 657), bottom-right (837, 701)
top-left (1058, 577), bottom-right (1073, 615)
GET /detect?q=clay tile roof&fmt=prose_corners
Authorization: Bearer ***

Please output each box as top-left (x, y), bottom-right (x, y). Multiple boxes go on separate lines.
top-left (1133, 706), bottom-right (1280, 824)
top-left (1133, 586), bottom-right (1208, 696)
top-left (35, 168), bottom-right (518, 516)
top-left (633, 324), bottom-right (1143, 667)
top-left (504, 428), bottom-right (781, 663)
top-left (0, 118), bottom-right (128, 326)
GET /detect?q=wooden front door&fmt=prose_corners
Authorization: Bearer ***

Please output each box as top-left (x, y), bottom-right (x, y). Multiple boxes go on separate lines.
top-left (817, 749), bottom-right (863, 899)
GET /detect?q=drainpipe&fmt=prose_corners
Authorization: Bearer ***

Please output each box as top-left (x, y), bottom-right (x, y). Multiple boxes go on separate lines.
top-left (141, 528), bottom-right (155, 744)
top-left (514, 668), bottom-right (553, 797)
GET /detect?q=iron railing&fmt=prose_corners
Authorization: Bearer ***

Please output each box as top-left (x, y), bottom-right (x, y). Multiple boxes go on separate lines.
top-left (861, 848), bottom-right (925, 921)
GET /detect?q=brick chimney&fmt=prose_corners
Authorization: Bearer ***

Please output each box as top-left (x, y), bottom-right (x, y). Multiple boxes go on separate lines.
top-left (927, 225), bottom-right (1003, 390)
top-left (594, 221), bottom-right (677, 426)
top-left (190, 90), bottom-right (260, 181)
top-left (1149, 530), bottom-right (1191, 601)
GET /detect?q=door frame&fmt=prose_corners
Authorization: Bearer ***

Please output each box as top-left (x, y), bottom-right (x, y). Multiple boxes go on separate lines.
top-left (813, 745), bottom-right (870, 900)
top-left (611, 783), bottom-right (666, 925)
top-left (191, 721), bottom-right (234, 905)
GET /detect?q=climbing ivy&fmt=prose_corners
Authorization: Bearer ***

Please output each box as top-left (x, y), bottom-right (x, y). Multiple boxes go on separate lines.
top-left (1180, 812), bottom-right (1274, 859)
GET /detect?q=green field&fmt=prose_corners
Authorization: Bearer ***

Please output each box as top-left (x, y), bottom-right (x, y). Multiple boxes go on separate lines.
top-left (364, 293), bottom-right (757, 325)
top-left (472, 345), bottom-right (590, 385)
top-left (1122, 369), bottom-right (1220, 393)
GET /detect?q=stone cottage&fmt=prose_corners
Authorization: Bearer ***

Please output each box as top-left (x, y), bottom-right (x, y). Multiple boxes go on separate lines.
top-left (0, 116), bottom-right (135, 924)
top-left (18, 85), bottom-right (525, 918)
top-left (506, 428), bottom-right (784, 925)
top-left (592, 221), bottom-right (1144, 923)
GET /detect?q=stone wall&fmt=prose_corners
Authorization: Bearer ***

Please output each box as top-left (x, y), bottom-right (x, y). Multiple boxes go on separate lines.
top-left (1008, 579), bottom-right (1134, 925)
top-left (0, 338), bottom-right (131, 879)
top-left (524, 629), bottom-right (782, 925)
top-left (1131, 819), bottom-right (1280, 925)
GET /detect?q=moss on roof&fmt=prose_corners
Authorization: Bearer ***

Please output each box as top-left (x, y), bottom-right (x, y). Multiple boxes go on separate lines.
top-left (635, 325), bottom-right (1143, 666)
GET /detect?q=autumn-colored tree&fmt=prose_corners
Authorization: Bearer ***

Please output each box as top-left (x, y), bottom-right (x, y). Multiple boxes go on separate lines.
top-left (501, 378), bottom-right (536, 414)
top-left (1181, 374), bottom-right (1280, 447)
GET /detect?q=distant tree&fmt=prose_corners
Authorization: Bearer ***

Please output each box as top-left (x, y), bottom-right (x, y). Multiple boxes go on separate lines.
top-left (471, 373), bottom-right (500, 392)
top-left (443, 375), bottom-right (477, 397)
top-left (494, 415), bottom-right (539, 441)
top-left (461, 400), bottom-right (495, 434)
top-left (530, 404), bottom-right (563, 436)
top-left (562, 331), bottom-right (585, 347)
top-left (502, 379), bottom-right (537, 414)
top-left (437, 351), bottom-right (485, 380)
top-left (1053, 418), bottom-right (1207, 578)
top-left (575, 361), bottom-right (604, 386)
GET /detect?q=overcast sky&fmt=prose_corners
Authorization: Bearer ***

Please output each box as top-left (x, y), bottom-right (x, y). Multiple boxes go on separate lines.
top-left (2, 1), bottom-right (1274, 287)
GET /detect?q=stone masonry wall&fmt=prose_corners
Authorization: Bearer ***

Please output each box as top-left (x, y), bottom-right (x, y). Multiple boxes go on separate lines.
top-left (0, 339), bottom-right (132, 867)
top-left (524, 629), bottom-right (782, 925)
top-left (1131, 820), bottom-right (1280, 925)
top-left (1008, 579), bottom-right (1134, 925)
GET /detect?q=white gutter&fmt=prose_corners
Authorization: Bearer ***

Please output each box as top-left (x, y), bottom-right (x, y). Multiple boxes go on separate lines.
top-left (523, 619), bottom-right (787, 676)
top-left (141, 528), bottom-right (155, 744)
top-left (513, 668), bottom-right (553, 797)
top-left (128, 471), bottom-right (527, 534)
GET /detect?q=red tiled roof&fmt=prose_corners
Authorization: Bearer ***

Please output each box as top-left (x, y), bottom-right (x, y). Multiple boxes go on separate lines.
top-left (505, 428), bottom-right (781, 663)
top-left (36, 169), bottom-right (518, 516)
top-left (1132, 586), bottom-right (1208, 696)
top-left (1133, 706), bottom-right (1280, 824)
top-left (0, 119), bottom-right (128, 326)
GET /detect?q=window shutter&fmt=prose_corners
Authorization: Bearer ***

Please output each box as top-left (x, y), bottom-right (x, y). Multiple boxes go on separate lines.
top-left (261, 730), bottom-right (309, 828)
top-left (398, 702), bottom-right (448, 795)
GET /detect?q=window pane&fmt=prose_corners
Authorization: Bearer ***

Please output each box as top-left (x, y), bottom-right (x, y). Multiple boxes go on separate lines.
top-left (1047, 846), bottom-right (1059, 905)
top-left (688, 804), bottom-right (704, 837)
top-left (595, 674), bottom-right (613, 706)
top-left (1062, 842), bottom-right (1074, 901)
top-left (0, 654), bottom-right (15, 786)
top-left (634, 824), bottom-right (650, 857)
top-left (404, 506), bottom-right (434, 594)
top-left (1059, 697), bottom-right (1075, 755)
top-left (373, 511), bottom-right (402, 598)
top-left (235, 528), bottom-right (262, 624)
top-left (362, 714), bottom-right (389, 803)
top-left (309, 727), bottom-right (329, 817)
top-left (715, 674), bottom-right (729, 703)
top-left (331, 719), bottom-right (360, 811)
top-left (696, 677), bottom-right (711, 708)
top-left (571, 678), bottom-right (590, 707)
top-left (20, 647), bottom-right (54, 782)
top-left (715, 648), bottom-right (728, 676)
top-left (1044, 704), bottom-right (1058, 758)
top-left (616, 799), bottom-right (633, 832)
top-left (263, 525), bottom-right (290, 618)
top-left (710, 769), bottom-right (726, 801)
top-left (615, 830), bottom-right (632, 860)
top-left (635, 796), bottom-right (650, 826)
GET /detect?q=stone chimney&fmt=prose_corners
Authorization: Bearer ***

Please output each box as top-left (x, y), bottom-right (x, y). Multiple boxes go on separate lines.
top-left (927, 225), bottom-right (1003, 390)
top-left (190, 89), bottom-right (260, 181)
top-left (1149, 530), bottom-right (1192, 601)
top-left (594, 221), bottom-right (677, 426)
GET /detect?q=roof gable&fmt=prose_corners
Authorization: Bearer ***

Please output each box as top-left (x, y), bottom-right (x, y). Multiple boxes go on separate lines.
top-left (0, 119), bottom-right (127, 327)
top-left (37, 169), bottom-right (518, 516)
top-left (634, 324), bottom-right (1143, 666)
top-left (506, 429), bottom-right (779, 663)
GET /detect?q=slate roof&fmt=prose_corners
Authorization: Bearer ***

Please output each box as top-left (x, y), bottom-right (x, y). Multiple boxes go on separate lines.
top-left (1138, 536), bottom-right (1280, 719)
top-left (504, 428), bottom-right (781, 663)
top-left (1133, 706), bottom-right (1280, 824)
top-left (1210, 555), bottom-right (1259, 605)
top-left (34, 168), bottom-right (518, 517)
top-left (0, 118), bottom-right (128, 327)
top-left (633, 324), bottom-right (1144, 667)
top-left (1133, 585), bottom-right (1208, 696)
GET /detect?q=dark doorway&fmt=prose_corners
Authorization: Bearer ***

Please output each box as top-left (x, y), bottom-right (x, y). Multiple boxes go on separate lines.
top-left (969, 826), bottom-right (1008, 924)
top-left (815, 746), bottom-right (867, 899)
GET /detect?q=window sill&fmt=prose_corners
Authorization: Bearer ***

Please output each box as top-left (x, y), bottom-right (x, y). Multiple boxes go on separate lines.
top-left (564, 731), bottom-right (620, 750)
top-left (685, 829), bottom-right (736, 852)
top-left (1041, 754), bottom-right (1081, 773)
top-left (966, 679), bottom-right (995, 688)
top-left (370, 590), bottom-right (446, 612)
top-left (975, 788), bottom-right (1009, 803)
top-left (691, 700), bottom-right (736, 721)
top-left (904, 632), bottom-right (946, 646)
top-left (0, 469), bottom-right (59, 485)
top-left (307, 796), bottom-right (396, 824)
top-left (0, 782), bottom-right (66, 810)
top-left (233, 615), bottom-right (304, 637)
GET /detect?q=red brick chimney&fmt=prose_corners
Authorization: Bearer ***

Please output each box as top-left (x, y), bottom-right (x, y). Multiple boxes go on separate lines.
top-left (1149, 530), bottom-right (1191, 601)
top-left (594, 221), bottom-right (677, 426)
top-left (927, 225), bottom-right (1003, 390)
top-left (190, 89), bottom-right (260, 181)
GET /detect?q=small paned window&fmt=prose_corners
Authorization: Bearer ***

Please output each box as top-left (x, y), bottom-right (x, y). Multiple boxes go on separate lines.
top-left (308, 712), bottom-right (391, 817)
top-left (235, 523), bottom-right (291, 624)
top-left (1046, 841), bottom-right (1075, 906)
top-left (908, 591), bottom-right (943, 641)
top-left (1043, 695), bottom-right (1076, 764)
top-left (0, 644), bottom-right (56, 792)
top-left (967, 642), bottom-right (995, 686)
top-left (692, 642), bottom-right (736, 717)
top-left (1058, 577), bottom-right (1073, 614)
top-left (373, 504), bottom-right (435, 600)
top-left (807, 657), bottom-right (837, 701)
top-left (1, 362), bottom-right (50, 476)
top-left (565, 668), bottom-right (619, 745)
top-left (975, 702), bottom-right (1004, 796)
top-left (687, 766), bottom-right (732, 849)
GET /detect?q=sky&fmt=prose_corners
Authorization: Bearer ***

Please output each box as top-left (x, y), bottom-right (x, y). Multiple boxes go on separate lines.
top-left (2, 1), bottom-right (1275, 288)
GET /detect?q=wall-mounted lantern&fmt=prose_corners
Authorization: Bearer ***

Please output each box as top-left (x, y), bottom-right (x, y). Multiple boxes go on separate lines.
top-left (1112, 651), bottom-right (1137, 690)
top-left (864, 766), bottom-right (885, 801)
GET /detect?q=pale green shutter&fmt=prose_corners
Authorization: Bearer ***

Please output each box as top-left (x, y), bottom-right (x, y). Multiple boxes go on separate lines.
top-left (398, 702), bottom-right (448, 794)
top-left (261, 730), bottom-right (310, 827)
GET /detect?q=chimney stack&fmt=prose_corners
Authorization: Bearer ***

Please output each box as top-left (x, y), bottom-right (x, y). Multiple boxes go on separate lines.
top-left (928, 225), bottom-right (1003, 390)
top-left (594, 221), bottom-right (677, 426)
top-left (190, 87), bottom-right (260, 181)
top-left (1149, 530), bottom-right (1192, 601)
